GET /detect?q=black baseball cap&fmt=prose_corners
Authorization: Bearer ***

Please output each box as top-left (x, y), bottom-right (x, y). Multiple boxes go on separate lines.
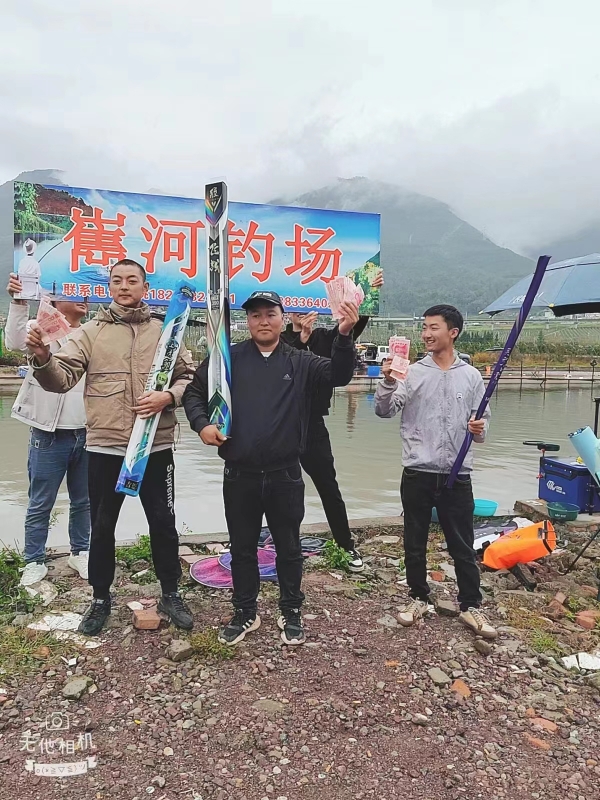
top-left (241, 290), bottom-right (284, 311)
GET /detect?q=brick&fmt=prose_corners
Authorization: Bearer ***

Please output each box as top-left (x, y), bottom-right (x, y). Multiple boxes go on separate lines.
top-left (429, 571), bottom-right (445, 583)
top-left (553, 591), bottom-right (567, 606)
top-left (133, 608), bottom-right (161, 630)
top-left (450, 679), bottom-right (471, 699)
top-left (181, 554), bottom-right (203, 566)
top-left (524, 733), bottom-right (551, 751)
top-left (581, 585), bottom-right (599, 598)
top-left (575, 610), bottom-right (600, 630)
top-left (546, 600), bottom-right (567, 620)
top-left (531, 717), bottom-right (558, 733)
top-left (178, 545), bottom-right (195, 556)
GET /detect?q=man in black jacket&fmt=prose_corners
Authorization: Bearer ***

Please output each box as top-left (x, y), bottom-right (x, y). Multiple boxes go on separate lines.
top-left (280, 270), bottom-right (383, 572)
top-left (182, 290), bottom-right (357, 647)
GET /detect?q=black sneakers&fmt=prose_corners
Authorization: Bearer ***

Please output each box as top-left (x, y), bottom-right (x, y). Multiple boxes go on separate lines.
top-left (348, 548), bottom-right (364, 573)
top-left (79, 598), bottom-right (111, 636)
top-left (158, 592), bottom-right (194, 630)
top-left (218, 609), bottom-right (261, 645)
top-left (277, 609), bottom-right (305, 646)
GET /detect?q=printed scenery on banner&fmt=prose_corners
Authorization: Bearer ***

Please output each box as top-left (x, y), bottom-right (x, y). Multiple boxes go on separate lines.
top-left (13, 182), bottom-right (381, 313)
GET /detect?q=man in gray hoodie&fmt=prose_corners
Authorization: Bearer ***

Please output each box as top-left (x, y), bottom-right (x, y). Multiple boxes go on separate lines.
top-left (375, 304), bottom-right (496, 640)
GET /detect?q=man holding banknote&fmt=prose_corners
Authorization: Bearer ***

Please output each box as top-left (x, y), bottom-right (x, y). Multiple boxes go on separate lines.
top-left (374, 304), bottom-right (497, 641)
top-left (183, 290), bottom-right (357, 647)
top-left (6, 276), bottom-right (90, 587)
top-left (25, 259), bottom-right (194, 636)
top-left (281, 270), bottom-right (384, 573)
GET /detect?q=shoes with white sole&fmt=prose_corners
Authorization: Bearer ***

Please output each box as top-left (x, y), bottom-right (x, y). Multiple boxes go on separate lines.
top-left (459, 607), bottom-right (498, 640)
top-left (347, 548), bottom-right (365, 573)
top-left (68, 551), bottom-right (89, 580)
top-left (397, 598), bottom-right (429, 627)
top-left (20, 561), bottom-right (48, 587)
top-left (277, 609), bottom-right (305, 645)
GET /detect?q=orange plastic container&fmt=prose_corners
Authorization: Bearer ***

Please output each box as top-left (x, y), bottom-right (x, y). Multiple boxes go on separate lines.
top-left (482, 521), bottom-right (556, 570)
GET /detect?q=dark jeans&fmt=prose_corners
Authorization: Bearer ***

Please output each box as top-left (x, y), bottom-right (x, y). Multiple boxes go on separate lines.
top-left (25, 428), bottom-right (90, 563)
top-left (223, 463), bottom-right (306, 613)
top-left (87, 449), bottom-right (182, 598)
top-left (400, 468), bottom-right (482, 611)
top-left (300, 417), bottom-right (354, 551)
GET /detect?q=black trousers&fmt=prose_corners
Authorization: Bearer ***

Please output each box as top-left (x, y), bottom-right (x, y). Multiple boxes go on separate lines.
top-left (87, 450), bottom-right (182, 598)
top-left (400, 468), bottom-right (482, 611)
top-left (223, 463), bottom-right (305, 613)
top-left (300, 417), bottom-right (354, 551)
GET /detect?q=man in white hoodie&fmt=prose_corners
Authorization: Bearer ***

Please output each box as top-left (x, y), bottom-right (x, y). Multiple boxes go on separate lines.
top-left (375, 304), bottom-right (496, 640)
top-left (6, 274), bottom-right (90, 586)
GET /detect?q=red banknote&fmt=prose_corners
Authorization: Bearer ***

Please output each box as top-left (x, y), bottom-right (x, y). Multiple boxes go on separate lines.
top-left (36, 297), bottom-right (71, 345)
top-left (326, 276), bottom-right (364, 319)
top-left (389, 336), bottom-right (411, 380)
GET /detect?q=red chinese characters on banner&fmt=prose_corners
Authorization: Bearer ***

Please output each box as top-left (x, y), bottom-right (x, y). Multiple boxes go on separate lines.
top-left (140, 216), bottom-right (205, 279)
top-left (228, 220), bottom-right (275, 282)
top-left (284, 225), bottom-right (342, 285)
top-left (63, 207), bottom-right (127, 273)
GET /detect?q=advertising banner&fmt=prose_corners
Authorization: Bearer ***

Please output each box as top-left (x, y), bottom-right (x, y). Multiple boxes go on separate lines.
top-left (14, 182), bottom-right (381, 313)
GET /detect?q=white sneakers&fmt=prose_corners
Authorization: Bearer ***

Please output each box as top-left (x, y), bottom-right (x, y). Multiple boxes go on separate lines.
top-left (20, 551), bottom-right (89, 586)
top-left (397, 598), bottom-right (429, 626)
top-left (397, 598), bottom-right (498, 640)
top-left (67, 551), bottom-right (89, 580)
top-left (19, 562), bottom-right (48, 587)
top-left (459, 607), bottom-right (498, 640)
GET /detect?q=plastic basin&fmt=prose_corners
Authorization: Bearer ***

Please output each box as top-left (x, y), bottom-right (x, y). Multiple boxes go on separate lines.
top-left (547, 501), bottom-right (579, 521)
top-left (473, 499), bottom-right (498, 517)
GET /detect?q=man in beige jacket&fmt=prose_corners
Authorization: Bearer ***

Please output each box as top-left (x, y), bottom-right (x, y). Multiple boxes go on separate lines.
top-left (26, 259), bottom-right (194, 635)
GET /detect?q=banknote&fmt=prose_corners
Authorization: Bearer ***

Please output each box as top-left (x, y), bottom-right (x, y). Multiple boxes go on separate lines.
top-left (36, 297), bottom-right (71, 345)
top-left (326, 276), bottom-right (365, 319)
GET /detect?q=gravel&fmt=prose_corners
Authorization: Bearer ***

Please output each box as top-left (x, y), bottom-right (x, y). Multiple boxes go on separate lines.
top-left (1, 529), bottom-right (599, 800)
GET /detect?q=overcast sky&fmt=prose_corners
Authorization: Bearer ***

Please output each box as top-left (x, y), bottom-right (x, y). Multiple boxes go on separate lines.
top-left (2, 0), bottom-right (599, 252)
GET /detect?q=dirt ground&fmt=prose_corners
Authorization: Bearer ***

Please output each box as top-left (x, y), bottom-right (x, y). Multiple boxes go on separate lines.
top-left (0, 528), bottom-right (599, 800)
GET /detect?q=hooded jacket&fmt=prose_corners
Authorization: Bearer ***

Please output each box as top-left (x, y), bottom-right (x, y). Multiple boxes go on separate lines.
top-left (374, 354), bottom-right (490, 474)
top-left (29, 302), bottom-right (194, 450)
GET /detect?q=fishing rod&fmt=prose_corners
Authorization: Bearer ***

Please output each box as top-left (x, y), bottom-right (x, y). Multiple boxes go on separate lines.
top-left (446, 254), bottom-right (552, 488)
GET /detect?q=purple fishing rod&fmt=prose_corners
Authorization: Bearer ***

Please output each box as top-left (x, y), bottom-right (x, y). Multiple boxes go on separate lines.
top-left (446, 254), bottom-right (551, 488)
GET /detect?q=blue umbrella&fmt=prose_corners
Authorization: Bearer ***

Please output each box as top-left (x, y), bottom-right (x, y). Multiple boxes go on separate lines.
top-left (482, 254), bottom-right (600, 317)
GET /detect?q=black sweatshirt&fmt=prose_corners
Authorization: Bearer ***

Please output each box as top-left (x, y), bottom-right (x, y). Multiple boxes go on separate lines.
top-left (280, 316), bottom-right (369, 417)
top-left (182, 335), bottom-right (355, 472)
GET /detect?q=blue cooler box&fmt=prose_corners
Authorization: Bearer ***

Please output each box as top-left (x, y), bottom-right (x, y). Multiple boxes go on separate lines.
top-left (539, 457), bottom-right (600, 513)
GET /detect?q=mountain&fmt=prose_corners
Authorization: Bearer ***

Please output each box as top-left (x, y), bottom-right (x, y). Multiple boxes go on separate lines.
top-left (272, 178), bottom-right (534, 316)
top-left (524, 223), bottom-right (600, 264)
top-left (0, 170), bottom-right (66, 314)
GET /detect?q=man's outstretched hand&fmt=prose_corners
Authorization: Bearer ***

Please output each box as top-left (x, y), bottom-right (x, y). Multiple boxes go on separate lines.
top-left (25, 321), bottom-right (51, 364)
top-left (299, 311), bottom-right (319, 343)
top-left (338, 301), bottom-right (360, 336)
top-left (371, 269), bottom-right (384, 289)
top-left (7, 273), bottom-right (25, 303)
